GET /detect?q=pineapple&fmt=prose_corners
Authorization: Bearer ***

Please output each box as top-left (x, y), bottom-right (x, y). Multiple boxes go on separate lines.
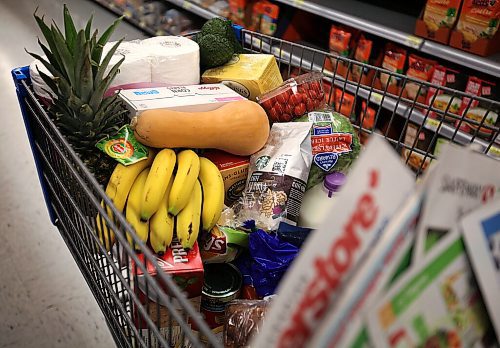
top-left (28, 5), bottom-right (127, 186)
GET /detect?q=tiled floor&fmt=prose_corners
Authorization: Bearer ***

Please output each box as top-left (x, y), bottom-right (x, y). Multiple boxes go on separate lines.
top-left (0, 0), bottom-right (145, 346)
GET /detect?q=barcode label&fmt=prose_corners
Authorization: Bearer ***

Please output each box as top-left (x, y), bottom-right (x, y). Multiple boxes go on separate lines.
top-left (272, 158), bottom-right (288, 173)
top-left (309, 112), bottom-right (333, 123)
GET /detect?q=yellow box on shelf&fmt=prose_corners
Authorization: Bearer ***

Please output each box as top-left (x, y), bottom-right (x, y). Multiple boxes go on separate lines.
top-left (202, 54), bottom-right (283, 101)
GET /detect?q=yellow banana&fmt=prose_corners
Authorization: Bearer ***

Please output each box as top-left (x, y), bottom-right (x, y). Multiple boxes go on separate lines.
top-left (125, 168), bottom-right (150, 250)
top-left (149, 175), bottom-right (175, 255)
top-left (168, 150), bottom-right (200, 216)
top-left (198, 157), bottom-right (225, 231)
top-left (176, 179), bottom-right (202, 250)
top-left (96, 150), bottom-right (154, 251)
top-left (140, 148), bottom-right (176, 221)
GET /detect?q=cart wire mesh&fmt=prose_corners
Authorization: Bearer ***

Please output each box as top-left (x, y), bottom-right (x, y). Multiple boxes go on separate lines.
top-left (12, 27), bottom-right (500, 348)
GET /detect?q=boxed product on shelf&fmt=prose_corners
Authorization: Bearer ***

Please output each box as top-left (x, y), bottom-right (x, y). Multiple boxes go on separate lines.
top-left (414, 0), bottom-right (463, 44)
top-left (229, 0), bottom-right (248, 26)
top-left (349, 34), bottom-right (383, 86)
top-left (328, 25), bottom-right (358, 78)
top-left (376, 43), bottom-right (408, 95)
top-left (333, 89), bottom-right (355, 118)
top-left (403, 54), bottom-right (437, 104)
top-left (132, 240), bottom-right (204, 346)
top-left (208, 1), bottom-right (230, 17)
top-left (357, 101), bottom-right (377, 144)
top-left (201, 54), bottom-right (283, 101)
top-left (425, 64), bottom-right (467, 123)
top-left (450, 0), bottom-right (500, 56)
top-left (249, 1), bottom-right (280, 35)
top-left (458, 76), bottom-right (499, 140)
top-left (402, 122), bottom-right (436, 173)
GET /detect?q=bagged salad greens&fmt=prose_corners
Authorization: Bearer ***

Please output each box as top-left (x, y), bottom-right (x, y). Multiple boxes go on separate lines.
top-left (295, 109), bottom-right (361, 189)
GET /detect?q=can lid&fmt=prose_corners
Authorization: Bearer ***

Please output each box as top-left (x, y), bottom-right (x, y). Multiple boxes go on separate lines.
top-left (202, 263), bottom-right (242, 297)
top-left (323, 172), bottom-right (346, 193)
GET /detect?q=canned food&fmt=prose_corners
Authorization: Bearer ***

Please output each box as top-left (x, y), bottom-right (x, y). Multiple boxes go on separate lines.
top-left (201, 263), bottom-right (242, 330)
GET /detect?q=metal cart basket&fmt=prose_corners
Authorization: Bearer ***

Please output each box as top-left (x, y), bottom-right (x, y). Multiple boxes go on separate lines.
top-left (12, 26), bottom-right (500, 348)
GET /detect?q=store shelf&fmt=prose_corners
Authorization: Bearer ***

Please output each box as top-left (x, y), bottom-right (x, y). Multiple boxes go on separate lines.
top-left (162, 0), bottom-right (219, 20)
top-left (420, 41), bottom-right (500, 78)
top-left (272, 0), bottom-right (500, 78)
top-left (92, 0), bottom-right (157, 36)
top-left (244, 35), bottom-right (500, 157)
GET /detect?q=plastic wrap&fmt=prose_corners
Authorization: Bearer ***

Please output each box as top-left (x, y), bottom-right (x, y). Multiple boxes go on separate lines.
top-left (224, 300), bottom-right (269, 348)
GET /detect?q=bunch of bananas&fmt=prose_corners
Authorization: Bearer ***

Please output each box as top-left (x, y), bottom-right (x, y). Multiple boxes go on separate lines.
top-left (96, 149), bottom-right (225, 253)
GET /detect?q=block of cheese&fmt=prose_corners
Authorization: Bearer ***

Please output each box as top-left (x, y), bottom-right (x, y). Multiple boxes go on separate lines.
top-left (202, 54), bottom-right (283, 101)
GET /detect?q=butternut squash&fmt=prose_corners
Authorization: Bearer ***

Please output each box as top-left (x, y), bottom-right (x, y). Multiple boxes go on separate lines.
top-left (131, 100), bottom-right (270, 156)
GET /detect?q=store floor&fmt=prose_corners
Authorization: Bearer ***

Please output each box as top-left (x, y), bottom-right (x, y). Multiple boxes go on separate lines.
top-left (0, 0), bottom-right (146, 346)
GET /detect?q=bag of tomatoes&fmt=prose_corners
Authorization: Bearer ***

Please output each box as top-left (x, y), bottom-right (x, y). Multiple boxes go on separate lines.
top-left (257, 72), bottom-right (326, 123)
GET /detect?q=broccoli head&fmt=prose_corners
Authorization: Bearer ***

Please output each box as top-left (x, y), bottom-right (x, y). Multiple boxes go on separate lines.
top-left (198, 34), bottom-right (235, 68)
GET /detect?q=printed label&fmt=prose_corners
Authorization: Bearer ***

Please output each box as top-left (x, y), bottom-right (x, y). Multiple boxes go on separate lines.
top-left (312, 132), bottom-right (353, 171)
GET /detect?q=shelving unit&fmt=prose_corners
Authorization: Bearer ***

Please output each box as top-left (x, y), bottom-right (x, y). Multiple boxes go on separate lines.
top-left (269, 0), bottom-right (500, 78)
top-left (162, 0), bottom-right (219, 20)
top-left (244, 35), bottom-right (500, 157)
top-left (93, 0), bottom-right (158, 36)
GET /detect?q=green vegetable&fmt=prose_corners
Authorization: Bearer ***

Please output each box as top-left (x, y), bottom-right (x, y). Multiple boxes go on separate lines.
top-left (198, 34), bottom-right (235, 68)
top-left (197, 18), bottom-right (243, 68)
top-left (295, 110), bottom-right (361, 189)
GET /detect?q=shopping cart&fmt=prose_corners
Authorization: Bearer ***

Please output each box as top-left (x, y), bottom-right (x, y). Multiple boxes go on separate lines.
top-left (12, 26), bottom-right (500, 348)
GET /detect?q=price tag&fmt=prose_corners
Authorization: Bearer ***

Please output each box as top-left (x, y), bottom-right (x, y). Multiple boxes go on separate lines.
top-left (405, 35), bottom-right (423, 49)
top-left (425, 118), bottom-right (440, 130)
top-left (370, 93), bottom-right (383, 104)
top-left (487, 145), bottom-right (500, 159)
top-left (293, 0), bottom-right (305, 7)
top-left (183, 1), bottom-right (192, 10)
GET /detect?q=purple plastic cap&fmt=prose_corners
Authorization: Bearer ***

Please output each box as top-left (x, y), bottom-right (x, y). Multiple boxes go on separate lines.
top-left (324, 172), bottom-right (346, 196)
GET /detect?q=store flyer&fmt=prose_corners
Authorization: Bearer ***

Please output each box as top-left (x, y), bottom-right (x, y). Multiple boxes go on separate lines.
top-left (336, 236), bottom-right (416, 348)
top-left (308, 189), bottom-right (423, 347)
top-left (413, 143), bottom-right (500, 262)
top-left (251, 136), bottom-right (415, 348)
top-left (462, 199), bottom-right (500, 340)
top-left (367, 231), bottom-right (493, 348)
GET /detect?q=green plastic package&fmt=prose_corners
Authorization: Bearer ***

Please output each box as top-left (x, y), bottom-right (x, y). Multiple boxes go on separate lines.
top-left (96, 125), bottom-right (149, 165)
top-left (295, 109), bottom-right (361, 189)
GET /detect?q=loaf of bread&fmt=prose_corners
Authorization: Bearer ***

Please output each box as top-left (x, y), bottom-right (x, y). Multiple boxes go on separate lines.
top-left (224, 300), bottom-right (268, 348)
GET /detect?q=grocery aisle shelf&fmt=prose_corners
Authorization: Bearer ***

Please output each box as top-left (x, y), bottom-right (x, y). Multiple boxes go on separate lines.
top-left (162, 0), bottom-right (219, 20)
top-left (273, 0), bottom-right (500, 78)
top-left (420, 41), bottom-right (500, 78)
top-left (92, 0), bottom-right (159, 36)
top-left (244, 35), bottom-right (500, 157)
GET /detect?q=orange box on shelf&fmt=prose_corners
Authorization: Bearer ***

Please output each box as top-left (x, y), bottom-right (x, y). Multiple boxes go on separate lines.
top-left (449, 0), bottom-right (500, 56)
top-left (414, 0), bottom-right (463, 44)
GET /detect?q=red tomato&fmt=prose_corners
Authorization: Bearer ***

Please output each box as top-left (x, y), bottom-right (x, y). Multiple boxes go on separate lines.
top-left (317, 91), bottom-right (325, 101)
top-left (306, 99), bottom-right (315, 112)
top-left (280, 113), bottom-right (292, 122)
top-left (294, 103), bottom-right (306, 116)
top-left (276, 92), bottom-right (289, 104)
top-left (289, 93), bottom-right (303, 106)
top-left (308, 89), bottom-right (318, 100)
top-left (268, 107), bottom-right (279, 121)
top-left (274, 102), bottom-right (284, 115)
top-left (314, 99), bottom-right (321, 108)
top-left (260, 99), bottom-right (273, 110)
top-left (285, 103), bottom-right (294, 115)
top-left (310, 81), bottom-right (321, 93)
top-left (300, 82), bottom-right (310, 91)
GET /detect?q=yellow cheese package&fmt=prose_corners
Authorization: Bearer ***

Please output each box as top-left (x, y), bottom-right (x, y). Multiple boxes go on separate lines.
top-left (202, 54), bottom-right (283, 101)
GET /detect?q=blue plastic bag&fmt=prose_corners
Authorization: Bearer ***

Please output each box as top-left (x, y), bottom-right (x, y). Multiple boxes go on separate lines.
top-left (247, 229), bottom-right (299, 297)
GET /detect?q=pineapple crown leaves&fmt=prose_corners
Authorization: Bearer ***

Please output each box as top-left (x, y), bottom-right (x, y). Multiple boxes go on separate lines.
top-left (26, 5), bottom-right (124, 107)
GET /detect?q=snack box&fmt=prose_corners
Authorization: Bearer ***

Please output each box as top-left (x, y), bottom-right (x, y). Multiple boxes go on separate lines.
top-left (118, 84), bottom-right (246, 116)
top-left (131, 239), bottom-right (203, 345)
top-left (201, 54), bottom-right (283, 101)
top-left (203, 150), bottom-right (250, 207)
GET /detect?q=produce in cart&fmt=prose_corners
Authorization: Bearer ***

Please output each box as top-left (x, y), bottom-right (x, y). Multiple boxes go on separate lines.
top-left (28, 6), bottom-right (128, 186)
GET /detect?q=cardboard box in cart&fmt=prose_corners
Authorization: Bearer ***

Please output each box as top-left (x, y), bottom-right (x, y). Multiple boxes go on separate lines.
top-left (118, 83), bottom-right (245, 116)
top-left (131, 239), bottom-right (203, 347)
